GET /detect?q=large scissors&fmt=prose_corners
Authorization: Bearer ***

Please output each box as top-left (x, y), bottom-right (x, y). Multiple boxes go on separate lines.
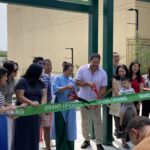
top-left (68, 87), bottom-right (90, 109)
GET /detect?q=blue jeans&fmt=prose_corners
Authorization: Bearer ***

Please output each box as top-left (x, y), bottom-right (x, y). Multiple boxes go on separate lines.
top-left (0, 114), bottom-right (8, 150)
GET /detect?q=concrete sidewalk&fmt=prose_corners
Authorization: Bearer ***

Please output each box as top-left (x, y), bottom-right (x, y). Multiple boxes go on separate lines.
top-left (40, 110), bottom-right (134, 150)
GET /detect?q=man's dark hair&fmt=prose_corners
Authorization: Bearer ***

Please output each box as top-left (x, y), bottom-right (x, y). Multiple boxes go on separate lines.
top-left (89, 53), bottom-right (101, 61)
top-left (127, 116), bottom-right (150, 133)
top-left (121, 77), bottom-right (130, 82)
top-left (33, 57), bottom-right (44, 63)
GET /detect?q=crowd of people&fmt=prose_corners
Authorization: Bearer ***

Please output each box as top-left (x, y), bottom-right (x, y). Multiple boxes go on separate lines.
top-left (0, 53), bottom-right (150, 150)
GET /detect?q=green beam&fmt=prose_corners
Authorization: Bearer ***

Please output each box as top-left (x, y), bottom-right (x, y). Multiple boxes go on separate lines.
top-left (88, 0), bottom-right (98, 57)
top-left (137, 0), bottom-right (150, 3)
top-left (0, 0), bottom-right (92, 13)
top-left (56, 0), bottom-right (91, 5)
top-left (103, 0), bottom-right (114, 145)
top-left (88, 0), bottom-right (98, 139)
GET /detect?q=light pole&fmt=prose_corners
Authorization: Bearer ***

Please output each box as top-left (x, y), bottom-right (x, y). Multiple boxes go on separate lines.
top-left (65, 48), bottom-right (73, 66)
top-left (128, 8), bottom-right (139, 32)
top-left (128, 8), bottom-right (139, 61)
top-left (65, 48), bottom-right (74, 77)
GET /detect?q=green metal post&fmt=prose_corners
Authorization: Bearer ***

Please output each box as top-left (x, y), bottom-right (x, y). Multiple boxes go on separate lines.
top-left (88, 0), bottom-right (99, 57)
top-left (0, 0), bottom-right (92, 13)
top-left (103, 0), bottom-right (114, 145)
top-left (88, 0), bottom-right (99, 139)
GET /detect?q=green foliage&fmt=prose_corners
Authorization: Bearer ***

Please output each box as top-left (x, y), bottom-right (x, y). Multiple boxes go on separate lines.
top-left (133, 33), bottom-right (150, 74)
top-left (0, 51), bottom-right (7, 58)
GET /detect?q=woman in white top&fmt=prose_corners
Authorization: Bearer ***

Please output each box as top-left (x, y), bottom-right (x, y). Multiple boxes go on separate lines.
top-left (110, 64), bottom-right (130, 149)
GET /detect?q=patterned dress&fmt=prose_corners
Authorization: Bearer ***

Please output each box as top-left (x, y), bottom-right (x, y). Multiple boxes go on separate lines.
top-left (0, 91), bottom-right (8, 150)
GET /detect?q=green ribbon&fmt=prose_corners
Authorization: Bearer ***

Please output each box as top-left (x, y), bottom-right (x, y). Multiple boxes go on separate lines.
top-left (12, 92), bottom-right (150, 117)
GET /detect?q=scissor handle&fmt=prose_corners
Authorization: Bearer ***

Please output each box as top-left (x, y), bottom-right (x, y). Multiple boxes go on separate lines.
top-left (91, 83), bottom-right (100, 99)
top-left (68, 87), bottom-right (78, 100)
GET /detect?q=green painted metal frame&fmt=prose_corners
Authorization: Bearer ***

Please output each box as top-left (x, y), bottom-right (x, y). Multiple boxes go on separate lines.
top-left (56, 0), bottom-right (91, 5)
top-left (0, 0), bottom-right (113, 145)
top-left (88, 0), bottom-right (98, 139)
top-left (0, 0), bottom-right (92, 13)
top-left (88, 0), bottom-right (98, 57)
top-left (137, 0), bottom-right (150, 3)
top-left (103, 0), bottom-right (114, 145)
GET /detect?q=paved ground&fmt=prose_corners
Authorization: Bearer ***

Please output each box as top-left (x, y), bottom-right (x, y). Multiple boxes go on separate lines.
top-left (40, 110), bottom-right (134, 150)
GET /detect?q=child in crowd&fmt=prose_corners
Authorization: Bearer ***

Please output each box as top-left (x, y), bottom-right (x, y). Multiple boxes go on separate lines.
top-left (119, 78), bottom-right (137, 134)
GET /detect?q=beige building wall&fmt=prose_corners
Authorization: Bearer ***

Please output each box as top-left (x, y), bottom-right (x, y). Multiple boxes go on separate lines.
top-left (7, 0), bottom-right (150, 75)
top-left (136, 1), bottom-right (150, 39)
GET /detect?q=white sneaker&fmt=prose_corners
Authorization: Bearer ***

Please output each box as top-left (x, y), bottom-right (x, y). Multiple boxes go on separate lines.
top-left (51, 140), bottom-right (56, 147)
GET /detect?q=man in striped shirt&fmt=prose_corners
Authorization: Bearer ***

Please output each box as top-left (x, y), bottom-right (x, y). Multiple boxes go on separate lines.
top-left (33, 57), bottom-right (52, 150)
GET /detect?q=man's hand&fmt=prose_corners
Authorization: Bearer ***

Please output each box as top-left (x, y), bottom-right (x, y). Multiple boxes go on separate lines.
top-left (87, 82), bottom-right (95, 88)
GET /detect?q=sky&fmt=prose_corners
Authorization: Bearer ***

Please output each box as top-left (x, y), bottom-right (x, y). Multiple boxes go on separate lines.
top-left (0, 3), bottom-right (7, 51)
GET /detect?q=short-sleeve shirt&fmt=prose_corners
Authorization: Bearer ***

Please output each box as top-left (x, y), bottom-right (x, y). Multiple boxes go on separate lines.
top-left (119, 87), bottom-right (135, 95)
top-left (113, 66), bottom-right (117, 76)
top-left (0, 79), bottom-right (15, 104)
top-left (143, 74), bottom-right (150, 88)
top-left (131, 78), bottom-right (144, 93)
top-left (41, 74), bottom-right (52, 102)
top-left (0, 91), bottom-right (4, 108)
top-left (75, 64), bottom-right (107, 100)
top-left (15, 78), bottom-right (46, 106)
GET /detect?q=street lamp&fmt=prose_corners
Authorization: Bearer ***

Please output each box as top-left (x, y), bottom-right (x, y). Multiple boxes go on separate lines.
top-left (65, 48), bottom-right (74, 66)
top-left (128, 8), bottom-right (139, 32)
top-left (128, 8), bottom-right (140, 61)
top-left (65, 48), bottom-right (74, 77)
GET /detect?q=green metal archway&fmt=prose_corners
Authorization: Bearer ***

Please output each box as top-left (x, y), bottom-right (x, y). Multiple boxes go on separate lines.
top-left (0, 0), bottom-right (114, 145)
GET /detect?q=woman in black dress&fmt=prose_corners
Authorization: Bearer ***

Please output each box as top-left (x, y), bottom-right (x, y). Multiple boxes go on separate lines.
top-left (13, 64), bottom-right (47, 150)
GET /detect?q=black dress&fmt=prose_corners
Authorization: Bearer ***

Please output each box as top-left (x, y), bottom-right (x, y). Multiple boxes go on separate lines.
top-left (13, 78), bottom-right (46, 150)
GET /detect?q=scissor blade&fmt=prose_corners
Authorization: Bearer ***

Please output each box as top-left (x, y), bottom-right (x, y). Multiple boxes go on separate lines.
top-left (78, 97), bottom-right (90, 103)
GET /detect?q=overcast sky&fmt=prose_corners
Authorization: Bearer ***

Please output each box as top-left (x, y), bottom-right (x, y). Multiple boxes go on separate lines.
top-left (0, 3), bottom-right (7, 51)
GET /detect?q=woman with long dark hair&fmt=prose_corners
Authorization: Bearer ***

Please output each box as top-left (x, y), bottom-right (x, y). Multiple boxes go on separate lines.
top-left (142, 64), bottom-right (150, 117)
top-left (0, 61), bottom-right (19, 150)
top-left (53, 62), bottom-right (77, 150)
top-left (0, 67), bottom-right (16, 150)
top-left (13, 64), bottom-right (47, 150)
top-left (129, 61), bottom-right (144, 115)
top-left (110, 64), bottom-right (130, 149)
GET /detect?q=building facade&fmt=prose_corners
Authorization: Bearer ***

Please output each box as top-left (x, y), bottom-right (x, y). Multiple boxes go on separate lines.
top-left (7, 0), bottom-right (150, 75)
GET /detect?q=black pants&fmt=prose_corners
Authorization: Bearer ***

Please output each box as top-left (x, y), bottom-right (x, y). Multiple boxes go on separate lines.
top-left (142, 100), bottom-right (150, 117)
top-left (114, 116), bottom-right (120, 133)
top-left (134, 101), bottom-right (140, 115)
